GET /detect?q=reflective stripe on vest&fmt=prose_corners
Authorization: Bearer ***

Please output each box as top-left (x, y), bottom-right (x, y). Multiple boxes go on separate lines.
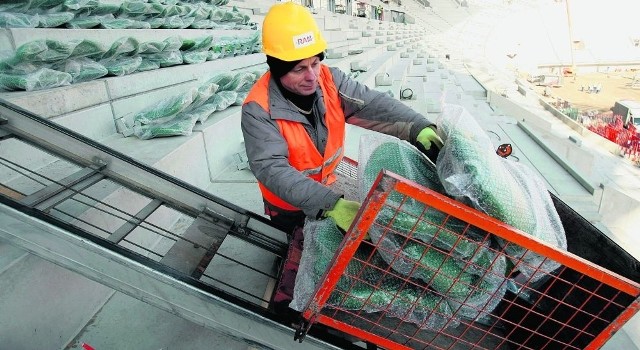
top-left (244, 65), bottom-right (346, 211)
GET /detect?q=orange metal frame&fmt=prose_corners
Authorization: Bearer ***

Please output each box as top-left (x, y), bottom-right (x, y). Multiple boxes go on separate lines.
top-left (300, 170), bottom-right (640, 350)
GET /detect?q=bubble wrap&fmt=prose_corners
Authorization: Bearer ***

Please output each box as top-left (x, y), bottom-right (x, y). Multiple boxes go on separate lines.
top-left (292, 134), bottom-right (508, 330)
top-left (435, 104), bottom-right (566, 281)
top-left (290, 218), bottom-right (455, 331)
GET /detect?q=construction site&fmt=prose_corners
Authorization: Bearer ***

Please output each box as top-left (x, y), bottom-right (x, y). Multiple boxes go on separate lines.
top-left (1, 0), bottom-right (639, 349)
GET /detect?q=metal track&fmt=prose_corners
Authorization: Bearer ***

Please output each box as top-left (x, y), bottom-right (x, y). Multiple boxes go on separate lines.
top-left (0, 99), bottom-right (344, 350)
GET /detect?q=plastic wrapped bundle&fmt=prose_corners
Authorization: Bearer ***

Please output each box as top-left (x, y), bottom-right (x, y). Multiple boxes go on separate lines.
top-left (118, 1), bottom-right (163, 18)
top-left (435, 104), bottom-right (566, 281)
top-left (101, 56), bottom-right (142, 76)
top-left (160, 16), bottom-right (195, 29)
top-left (65, 16), bottom-right (103, 28)
top-left (0, 68), bottom-right (71, 91)
top-left (0, 12), bottom-right (39, 28)
top-left (181, 36), bottom-right (213, 64)
top-left (14, 39), bottom-right (74, 63)
top-left (23, 0), bottom-right (65, 10)
top-left (61, 0), bottom-right (100, 11)
top-left (291, 134), bottom-right (508, 329)
top-left (99, 37), bottom-right (142, 76)
top-left (53, 57), bottom-right (107, 83)
top-left (100, 18), bottom-right (151, 29)
top-left (134, 87), bottom-right (199, 125)
top-left (100, 37), bottom-right (139, 61)
top-left (358, 134), bottom-right (508, 321)
top-left (291, 218), bottom-right (456, 331)
top-left (37, 12), bottom-right (75, 27)
top-left (218, 71), bottom-right (256, 92)
top-left (133, 114), bottom-right (199, 140)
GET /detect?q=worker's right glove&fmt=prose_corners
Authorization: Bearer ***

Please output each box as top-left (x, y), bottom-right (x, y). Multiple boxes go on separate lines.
top-left (416, 127), bottom-right (444, 163)
top-left (323, 198), bottom-right (361, 232)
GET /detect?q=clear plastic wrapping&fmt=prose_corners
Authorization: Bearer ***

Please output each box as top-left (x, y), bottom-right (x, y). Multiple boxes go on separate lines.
top-left (435, 104), bottom-right (566, 281)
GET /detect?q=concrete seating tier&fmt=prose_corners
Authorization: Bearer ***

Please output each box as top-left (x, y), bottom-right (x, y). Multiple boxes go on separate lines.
top-left (0, 27), bottom-right (258, 52)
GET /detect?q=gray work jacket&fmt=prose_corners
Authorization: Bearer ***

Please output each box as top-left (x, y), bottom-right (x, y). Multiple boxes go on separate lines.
top-left (241, 65), bottom-right (434, 217)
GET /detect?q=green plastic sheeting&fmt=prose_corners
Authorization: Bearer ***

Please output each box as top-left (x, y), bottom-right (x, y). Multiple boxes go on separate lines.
top-left (0, 68), bottom-right (71, 91)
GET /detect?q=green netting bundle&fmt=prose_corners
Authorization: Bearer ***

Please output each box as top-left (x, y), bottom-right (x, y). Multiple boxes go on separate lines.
top-left (137, 37), bottom-right (182, 69)
top-left (185, 4), bottom-right (211, 20)
top-left (189, 19), bottom-right (215, 29)
top-left (135, 60), bottom-right (160, 72)
top-left (209, 90), bottom-right (237, 111)
top-left (87, 2), bottom-right (120, 15)
top-left (160, 4), bottom-right (191, 17)
top-left (13, 39), bottom-right (72, 63)
top-left (100, 18), bottom-right (151, 29)
top-left (68, 39), bottom-right (105, 59)
top-left (52, 57), bottom-right (107, 83)
top-left (203, 72), bottom-right (233, 89)
top-left (37, 12), bottom-right (75, 27)
top-left (134, 87), bottom-right (199, 125)
top-left (293, 218), bottom-right (456, 331)
top-left (62, 0), bottom-right (99, 11)
top-left (138, 51), bottom-right (182, 68)
top-left (101, 56), bottom-right (142, 76)
top-left (133, 114), bottom-right (199, 140)
top-left (0, 67), bottom-right (71, 91)
top-left (180, 36), bottom-right (213, 64)
top-left (0, 12), bottom-right (39, 28)
top-left (0, 60), bottom-right (39, 75)
top-left (181, 36), bottom-right (213, 52)
top-left (290, 134), bottom-right (510, 329)
top-left (65, 14), bottom-right (112, 28)
top-left (138, 41), bottom-right (167, 55)
top-left (214, 6), bottom-right (248, 24)
top-left (159, 15), bottom-right (194, 29)
top-left (436, 104), bottom-right (566, 281)
top-left (25, 0), bottom-right (65, 10)
top-left (0, 2), bottom-right (28, 12)
top-left (100, 37), bottom-right (139, 61)
top-left (118, 1), bottom-right (163, 18)
top-left (147, 17), bottom-right (164, 29)
top-left (218, 70), bottom-right (255, 91)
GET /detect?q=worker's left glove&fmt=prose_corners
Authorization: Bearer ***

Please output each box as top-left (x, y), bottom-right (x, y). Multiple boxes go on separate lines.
top-left (416, 127), bottom-right (443, 163)
top-left (323, 198), bottom-right (361, 232)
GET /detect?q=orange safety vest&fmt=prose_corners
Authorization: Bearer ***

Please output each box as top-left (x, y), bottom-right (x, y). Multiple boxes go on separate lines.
top-left (244, 65), bottom-right (346, 211)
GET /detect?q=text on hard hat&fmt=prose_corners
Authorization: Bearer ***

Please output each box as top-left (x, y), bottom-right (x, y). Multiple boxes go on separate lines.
top-left (293, 31), bottom-right (315, 49)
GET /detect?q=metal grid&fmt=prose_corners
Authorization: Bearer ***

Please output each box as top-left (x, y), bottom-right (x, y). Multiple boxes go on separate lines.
top-left (0, 136), bottom-right (281, 308)
top-left (299, 171), bottom-right (640, 350)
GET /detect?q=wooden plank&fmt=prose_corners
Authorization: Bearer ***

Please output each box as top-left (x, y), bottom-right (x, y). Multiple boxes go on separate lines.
top-left (0, 184), bottom-right (24, 200)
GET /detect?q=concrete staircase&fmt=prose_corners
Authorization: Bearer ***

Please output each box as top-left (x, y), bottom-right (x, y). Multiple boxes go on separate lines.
top-left (1, 0), bottom-right (639, 349)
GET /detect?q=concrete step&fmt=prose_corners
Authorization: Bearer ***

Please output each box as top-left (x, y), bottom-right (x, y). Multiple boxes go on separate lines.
top-left (0, 252), bottom-right (113, 350)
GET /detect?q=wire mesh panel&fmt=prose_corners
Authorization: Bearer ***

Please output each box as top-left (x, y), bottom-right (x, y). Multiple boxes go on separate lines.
top-left (300, 171), bottom-right (640, 350)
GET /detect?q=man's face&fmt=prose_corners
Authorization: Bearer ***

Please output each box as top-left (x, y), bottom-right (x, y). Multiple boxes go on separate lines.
top-left (279, 56), bottom-right (321, 96)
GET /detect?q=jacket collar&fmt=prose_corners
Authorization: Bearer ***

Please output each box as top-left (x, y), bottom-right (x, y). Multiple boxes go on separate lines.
top-left (267, 73), bottom-right (324, 124)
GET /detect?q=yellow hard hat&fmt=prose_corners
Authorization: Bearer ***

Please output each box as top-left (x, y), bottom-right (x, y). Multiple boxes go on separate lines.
top-left (262, 2), bottom-right (327, 62)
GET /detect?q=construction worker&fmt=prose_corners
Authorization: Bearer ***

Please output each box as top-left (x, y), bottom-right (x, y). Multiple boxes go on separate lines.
top-left (241, 1), bottom-right (442, 313)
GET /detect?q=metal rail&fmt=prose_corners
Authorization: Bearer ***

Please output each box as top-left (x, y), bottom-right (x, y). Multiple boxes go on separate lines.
top-left (0, 99), bottom-right (345, 350)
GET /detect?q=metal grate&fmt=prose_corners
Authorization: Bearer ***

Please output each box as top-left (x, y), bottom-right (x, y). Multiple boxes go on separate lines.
top-left (0, 135), bottom-right (282, 308)
top-left (299, 171), bottom-right (640, 350)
